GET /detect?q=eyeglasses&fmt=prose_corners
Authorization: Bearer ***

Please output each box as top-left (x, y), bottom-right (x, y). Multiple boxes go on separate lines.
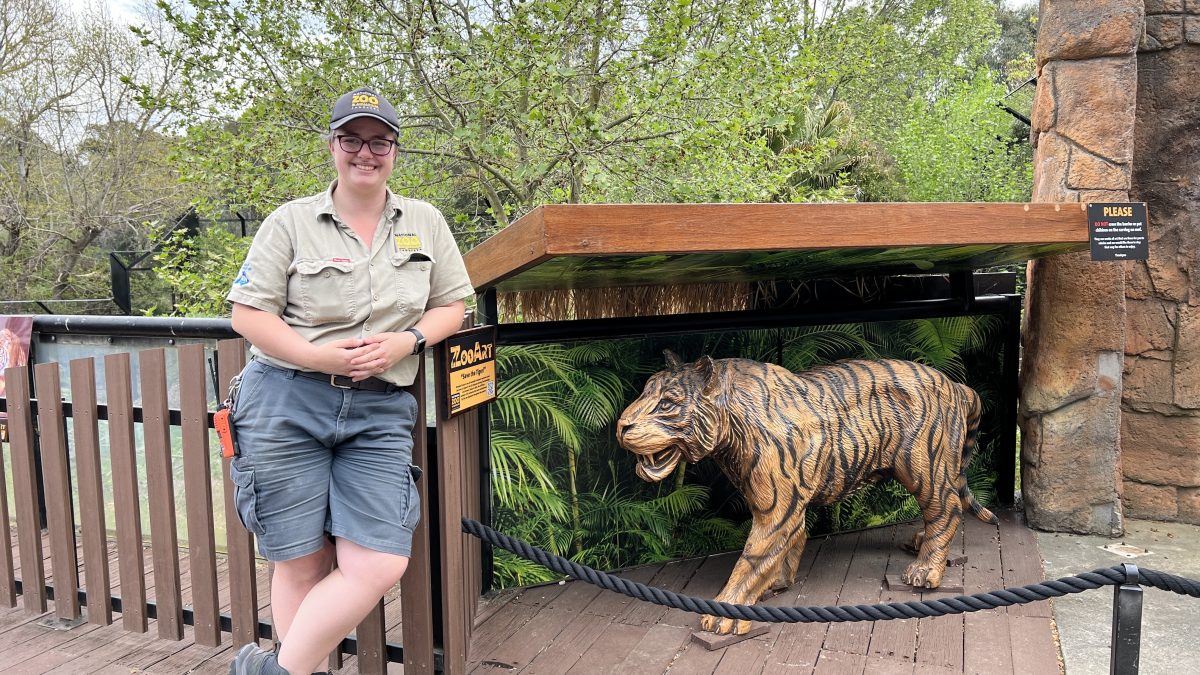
top-left (335, 135), bottom-right (397, 156)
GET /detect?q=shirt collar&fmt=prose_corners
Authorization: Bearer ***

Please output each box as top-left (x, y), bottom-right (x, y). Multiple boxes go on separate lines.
top-left (317, 180), bottom-right (404, 223)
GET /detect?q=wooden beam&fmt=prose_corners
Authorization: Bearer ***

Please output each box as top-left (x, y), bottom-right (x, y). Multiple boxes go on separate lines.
top-left (465, 202), bottom-right (1091, 290)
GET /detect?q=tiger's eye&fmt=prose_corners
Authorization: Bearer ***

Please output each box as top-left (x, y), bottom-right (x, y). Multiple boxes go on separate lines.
top-left (656, 400), bottom-right (676, 413)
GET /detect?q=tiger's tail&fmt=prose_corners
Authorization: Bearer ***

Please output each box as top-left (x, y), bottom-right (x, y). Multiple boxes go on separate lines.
top-left (957, 385), bottom-right (998, 525)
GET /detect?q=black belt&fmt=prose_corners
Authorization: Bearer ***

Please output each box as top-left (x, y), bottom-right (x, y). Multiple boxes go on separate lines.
top-left (292, 370), bottom-right (398, 392)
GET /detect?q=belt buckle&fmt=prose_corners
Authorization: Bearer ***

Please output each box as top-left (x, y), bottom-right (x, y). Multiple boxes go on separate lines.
top-left (329, 374), bottom-right (352, 389)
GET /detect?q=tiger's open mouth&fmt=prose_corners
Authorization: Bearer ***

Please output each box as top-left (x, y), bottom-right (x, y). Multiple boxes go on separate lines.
top-left (635, 445), bottom-right (682, 482)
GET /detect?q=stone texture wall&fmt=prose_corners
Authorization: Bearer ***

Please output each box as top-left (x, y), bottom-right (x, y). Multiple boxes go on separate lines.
top-left (1020, 1), bottom-right (1142, 535)
top-left (1123, 1), bottom-right (1200, 522)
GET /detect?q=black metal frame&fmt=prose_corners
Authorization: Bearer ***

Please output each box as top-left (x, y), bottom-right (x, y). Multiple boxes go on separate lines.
top-left (476, 271), bottom-right (1024, 592)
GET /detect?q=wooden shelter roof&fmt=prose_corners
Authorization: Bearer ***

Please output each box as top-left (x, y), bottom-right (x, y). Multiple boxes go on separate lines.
top-left (464, 203), bottom-right (1090, 293)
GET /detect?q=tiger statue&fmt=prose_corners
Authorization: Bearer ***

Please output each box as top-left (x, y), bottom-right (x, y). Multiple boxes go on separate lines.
top-left (616, 351), bottom-right (997, 635)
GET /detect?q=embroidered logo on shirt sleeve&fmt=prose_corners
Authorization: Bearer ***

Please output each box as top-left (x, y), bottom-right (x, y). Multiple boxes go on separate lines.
top-left (233, 262), bottom-right (252, 287)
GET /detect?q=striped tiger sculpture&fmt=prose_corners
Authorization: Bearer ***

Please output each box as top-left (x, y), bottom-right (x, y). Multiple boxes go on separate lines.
top-left (616, 351), bottom-right (997, 635)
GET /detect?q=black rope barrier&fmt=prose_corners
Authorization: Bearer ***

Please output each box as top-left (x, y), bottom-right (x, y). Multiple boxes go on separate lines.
top-left (462, 517), bottom-right (1200, 624)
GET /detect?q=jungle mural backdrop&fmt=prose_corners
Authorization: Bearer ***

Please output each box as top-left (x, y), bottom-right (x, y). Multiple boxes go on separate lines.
top-left (489, 315), bottom-right (1004, 588)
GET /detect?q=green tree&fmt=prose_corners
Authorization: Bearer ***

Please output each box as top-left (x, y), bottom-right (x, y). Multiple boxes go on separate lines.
top-left (887, 72), bottom-right (1033, 202)
top-left (0, 1), bottom-right (191, 308)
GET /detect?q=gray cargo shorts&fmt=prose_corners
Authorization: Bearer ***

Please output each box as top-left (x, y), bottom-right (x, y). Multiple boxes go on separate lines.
top-left (229, 359), bottom-right (421, 561)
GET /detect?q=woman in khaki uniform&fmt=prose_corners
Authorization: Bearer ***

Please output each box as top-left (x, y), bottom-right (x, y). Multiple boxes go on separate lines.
top-left (226, 87), bottom-right (473, 675)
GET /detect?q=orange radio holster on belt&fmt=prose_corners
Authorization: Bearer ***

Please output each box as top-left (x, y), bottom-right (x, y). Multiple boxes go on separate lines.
top-left (215, 374), bottom-right (242, 459)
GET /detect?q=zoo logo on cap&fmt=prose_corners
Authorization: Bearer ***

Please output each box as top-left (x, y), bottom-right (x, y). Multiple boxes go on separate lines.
top-left (351, 93), bottom-right (381, 109)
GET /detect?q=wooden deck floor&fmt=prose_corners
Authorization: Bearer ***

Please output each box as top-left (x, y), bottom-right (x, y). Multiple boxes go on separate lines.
top-left (0, 510), bottom-right (1060, 674)
top-left (466, 511), bottom-right (1062, 674)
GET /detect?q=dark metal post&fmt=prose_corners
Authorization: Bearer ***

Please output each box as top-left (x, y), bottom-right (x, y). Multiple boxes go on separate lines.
top-left (1110, 562), bottom-right (1143, 674)
top-left (949, 270), bottom-right (975, 311)
top-left (477, 288), bottom-right (498, 593)
top-left (997, 294), bottom-right (1021, 507)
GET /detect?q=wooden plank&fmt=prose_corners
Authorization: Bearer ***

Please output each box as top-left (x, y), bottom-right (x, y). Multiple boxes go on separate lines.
top-left (962, 517), bottom-right (1012, 674)
top-left (579, 563), bottom-right (659, 618)
top-left (691, 624), bottom-right (770, 650)
top-left (914, 528), bottom-right (965, 671)
top-left (465, 600), bottom-right (538, 670)
top-left (1008, 615), bottom-right (1062, 674)
top-left (657, 551), bottom-right (737, 628)
top-left (613, 623), bottom-right (693, 675)
top-left (354, 600), bottom-right (387, 674)
top-left (649, 554), bottom-right (741, 674)
top-left (564, 621), bottom-right (653, 674)
top-left (814, 648), bottom-right (868, 674)
top-left (0, 391), bottom-right (17, 607)
top-left (436, 344), bottom-right (472, 675)
top-left (5, 365), bottom-right (46, 614)
top-left (997, 510), bottom-right (1052, 618)
top-left (759, 532), bottom-right (852, 672)
top-left (35, 362), bottom-right (81, 622)
top-left (510, 579), bottom-right (570, 610)
top-left (464, 406), bottom-right (482, 627)
top-left (69, 357), bottom-right (113, 625)
top-left (138, 349), bottom-right (184, 640)
top-left (465, 203), bottom-right (1091, 290)
top-left (867, 525), bottom-right (919, 664)
top-left (104, 352), bottom-right (147, 633)
top-left (616, 556), bottom-right (703, 628)
top-left (712, 631), bottom-right (773, 674)
top-left (462, 206), bottom-right (548, 289)
top-left (825, 526), bottom-right (893, 656)
top-left (521, 609), bottom-right (612, 674)
top-left (401, 360), bottom-right (436, 674)
top-left (179, 344), bottom-right (221, 647)
top-left (544, 203), bottom-right (1090, 253)
top-left (216, 339), bottom-right (258, 647)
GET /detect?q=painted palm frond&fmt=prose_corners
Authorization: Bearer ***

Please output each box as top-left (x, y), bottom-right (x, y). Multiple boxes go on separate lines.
top-left (490, 431), bottom-right (562, 513)
top-left (646, 484), bottom-right (708, 520)
top-left (780, 324), bottom-right (877, 372)
top-left (901, 316), bottom-right (981, 381)
top-left (491, 550), bottom-right (560, 587)
top-left (567, 369), bottom-right (628, 431)
top-left (494, 372), bottom-right (582, 451)
top-left (496, 343), bottom-right (576, 389)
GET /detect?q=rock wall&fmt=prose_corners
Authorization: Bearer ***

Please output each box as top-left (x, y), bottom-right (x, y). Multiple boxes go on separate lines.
top-left (1123, 1), bottom-right (1200, 522)
top-left (1020, 1), bottom-right (1142, 535)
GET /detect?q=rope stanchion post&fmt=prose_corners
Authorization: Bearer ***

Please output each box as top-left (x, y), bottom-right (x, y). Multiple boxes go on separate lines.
top-left (1110, 562), bottom-right (1143, 675)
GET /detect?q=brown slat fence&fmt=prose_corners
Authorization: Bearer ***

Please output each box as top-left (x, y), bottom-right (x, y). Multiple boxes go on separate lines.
top-left (0, 335), bottom-right (484, 673)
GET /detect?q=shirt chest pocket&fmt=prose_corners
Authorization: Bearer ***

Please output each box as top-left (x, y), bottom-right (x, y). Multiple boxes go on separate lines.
top-left (293, 259), bottom-right (356, 324)
top-left (391, 252), bottom-right (434, 313)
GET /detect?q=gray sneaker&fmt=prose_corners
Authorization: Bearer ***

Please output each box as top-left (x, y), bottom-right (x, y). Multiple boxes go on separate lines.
top-left (230, 643), bottom-right (289, 675)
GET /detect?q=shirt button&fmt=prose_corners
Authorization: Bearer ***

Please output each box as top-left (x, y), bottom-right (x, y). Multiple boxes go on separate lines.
top-left (373, 294), bottom-right (380, 301)
top-left (323, 272), bottom-right (330, 278)
top-left (365, 324), bottom-right (372, 331)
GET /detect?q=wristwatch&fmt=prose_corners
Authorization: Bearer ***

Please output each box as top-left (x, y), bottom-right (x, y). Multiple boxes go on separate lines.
top-left (404, 327), bottom-right (427, 355)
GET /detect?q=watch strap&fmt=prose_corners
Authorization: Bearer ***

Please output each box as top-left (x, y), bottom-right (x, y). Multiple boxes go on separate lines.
top-left (404, 327), bottom-right (426, 355)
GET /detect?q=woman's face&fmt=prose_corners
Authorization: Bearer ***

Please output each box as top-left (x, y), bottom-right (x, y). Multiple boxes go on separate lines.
top-left (329, 117), bottom-right (396, 193)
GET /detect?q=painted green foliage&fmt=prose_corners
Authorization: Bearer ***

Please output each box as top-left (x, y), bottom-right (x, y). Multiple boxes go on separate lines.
top-left (489, 316), bottom-right (1003, 588)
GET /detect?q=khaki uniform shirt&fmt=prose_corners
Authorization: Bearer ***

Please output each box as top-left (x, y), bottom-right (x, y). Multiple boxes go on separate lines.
top-left (227, 182), bottom-right (474, 386)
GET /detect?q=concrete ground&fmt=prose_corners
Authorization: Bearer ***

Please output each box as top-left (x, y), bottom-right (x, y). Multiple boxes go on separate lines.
top-left (1036, 518), bottom-right (1200, 675)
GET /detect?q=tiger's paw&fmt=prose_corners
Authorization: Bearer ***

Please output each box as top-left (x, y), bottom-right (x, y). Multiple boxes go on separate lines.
top-left (700, 614), bottom-right (752, 635)
top-left (902, 560), bottom-right (944, 589)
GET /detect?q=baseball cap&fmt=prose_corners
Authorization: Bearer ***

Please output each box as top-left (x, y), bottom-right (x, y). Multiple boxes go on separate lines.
top-left (329, 87), bottom-right (400, 134)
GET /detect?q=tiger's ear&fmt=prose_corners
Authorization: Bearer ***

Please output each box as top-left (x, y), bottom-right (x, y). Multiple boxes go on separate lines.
top-left (663, 349), bottom-right (683, 369)
top-left (698, 355), bottom-right (720, 396)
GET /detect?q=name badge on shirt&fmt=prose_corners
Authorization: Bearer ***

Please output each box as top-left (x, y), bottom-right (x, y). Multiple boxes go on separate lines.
top-left (394, 234), bottom-right (422, 252)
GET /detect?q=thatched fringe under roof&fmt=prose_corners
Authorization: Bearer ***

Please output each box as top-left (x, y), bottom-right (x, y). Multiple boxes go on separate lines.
top-left (499, 283), bottom-right (751, 322)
